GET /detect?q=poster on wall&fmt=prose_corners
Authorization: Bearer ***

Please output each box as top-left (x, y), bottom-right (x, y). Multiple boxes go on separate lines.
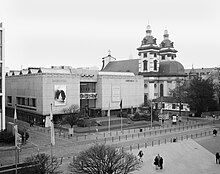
top-left (111, 85), bottom-right (120, 102)
top-left (54, 85), bottom-right (66, 106)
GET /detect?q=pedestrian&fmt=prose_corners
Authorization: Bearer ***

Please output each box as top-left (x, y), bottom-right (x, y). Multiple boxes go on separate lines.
top-left (213, 129), bottom-right (217, 137)
top-left (216, 152), bottom-right (220, 164)
top-left (159, 156), bottom-right (163, 169)
top-left (138, 149), bottom-right (144, 162)
top-left (153, 154), bottom-right (160, 170)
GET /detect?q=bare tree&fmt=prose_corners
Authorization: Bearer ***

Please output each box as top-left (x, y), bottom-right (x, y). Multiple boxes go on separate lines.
top-left (62, 104), bottom-right (81, 128)
top-left (69, 144), bottom-right (142, 174)
top-left (24, 153), bottom-right (61, 174)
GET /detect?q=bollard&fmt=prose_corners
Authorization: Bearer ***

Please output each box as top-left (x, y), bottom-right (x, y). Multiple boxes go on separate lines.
top-left (145, 142), bottom-right (147, 148)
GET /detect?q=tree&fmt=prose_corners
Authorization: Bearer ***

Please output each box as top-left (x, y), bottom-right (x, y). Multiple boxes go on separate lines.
top-left (213, 82), bottom-right (220, 110)
top-left (186, 77), bottom-right (216, 116)
top-left (62, 104), bottom-right (81, 128)
top-left (24, 153), bottom-right (61, 174)
top-left (69, 144), bottom-right (142, 174)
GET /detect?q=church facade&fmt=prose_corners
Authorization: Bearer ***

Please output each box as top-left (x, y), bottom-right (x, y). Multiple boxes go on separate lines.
top-left (102, 25), bottom-right (187, 104)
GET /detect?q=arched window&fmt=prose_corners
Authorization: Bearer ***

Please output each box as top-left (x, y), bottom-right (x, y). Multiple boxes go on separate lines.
top-left (160, 84), bottom-right (164, 97)
top-left (154, 60), bottom-right (157, 71)
top-left (143, 60), bottom-right (148, 71)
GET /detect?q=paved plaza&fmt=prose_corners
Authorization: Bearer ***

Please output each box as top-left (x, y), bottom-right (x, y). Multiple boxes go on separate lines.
top-left (1, 117), bottom-right (220, 173)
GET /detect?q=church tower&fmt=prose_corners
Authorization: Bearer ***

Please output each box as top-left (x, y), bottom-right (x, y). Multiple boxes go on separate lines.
top-left (137, 25), bottom-right (160, 73)
top-left (159, 29), bottom-right (178, 61)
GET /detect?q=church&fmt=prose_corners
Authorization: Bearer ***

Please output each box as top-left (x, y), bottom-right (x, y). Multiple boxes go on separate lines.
top-left (101, 24), bottom-right (187, 106)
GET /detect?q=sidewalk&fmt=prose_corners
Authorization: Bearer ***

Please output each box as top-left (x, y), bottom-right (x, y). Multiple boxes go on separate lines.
top-left (132, 139), bottom-right (220, 174)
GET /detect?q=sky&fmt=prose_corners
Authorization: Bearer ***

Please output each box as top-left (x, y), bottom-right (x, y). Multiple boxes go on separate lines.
top-left (0, 0), bottom-right (220, 71)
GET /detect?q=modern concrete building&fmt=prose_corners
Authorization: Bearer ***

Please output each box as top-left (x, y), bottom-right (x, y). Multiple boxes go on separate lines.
top-left (0, 23), bottom-right (5, 131)
top-left (5, 66), bottom-right (144, 123)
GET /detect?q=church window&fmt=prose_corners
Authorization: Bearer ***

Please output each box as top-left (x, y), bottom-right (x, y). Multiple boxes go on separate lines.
top-left (154, 60), bottom-right (157, 71)
top-left (171, 55), bottom-right (174, 59)
top-left (154, 83), bottom-right (157, 88)
top-left (143, 53), bottom-right (147, 58)
top-left (162, 55), bottom-right (165, 60)
top-left (154, 53), bottom-right (157, 57)
top-left (143, 60), bottom-right (148, 71)
top-left (144, 83), bottom-right (148, 88)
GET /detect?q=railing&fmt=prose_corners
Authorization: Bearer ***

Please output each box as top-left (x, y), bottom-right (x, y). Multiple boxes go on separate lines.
top-left (35, 120), bottom-right (213, 144)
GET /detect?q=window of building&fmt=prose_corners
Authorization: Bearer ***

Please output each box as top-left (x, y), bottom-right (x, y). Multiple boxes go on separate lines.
top-left (7, 96), bottom-right (12, 104)
top-left (162, 103), bottom-right (165, 108)
top-left (80, 82), bottom-right (96, 93)
top-left (143, 60), bottom-right (148, 71)
top-left (154, 60), bottom-right (157, 71)
top-left (154, 53), bottom-right (157, 57)
top-left (172, 104), bottom-right (176, 109)
top-left (162, 55), bottom-right (165, 60)
top-left (143, 53), bottom-right (147, 58)
top-left (171, 55), bottom-right (174, 59)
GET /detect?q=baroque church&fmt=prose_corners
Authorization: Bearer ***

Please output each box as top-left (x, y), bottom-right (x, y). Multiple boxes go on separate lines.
top-left (101, 24), bottom-right (187, 104)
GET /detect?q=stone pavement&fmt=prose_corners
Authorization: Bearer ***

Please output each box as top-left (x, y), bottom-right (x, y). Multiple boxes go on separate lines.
top-left (132, 139), bottom-right (220, 174)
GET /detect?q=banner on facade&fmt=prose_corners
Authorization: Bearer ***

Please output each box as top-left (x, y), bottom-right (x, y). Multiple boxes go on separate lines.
top-left (54, 85), bottom-right (66, 106)
top-left (111, 85), bottom-right (120, 102)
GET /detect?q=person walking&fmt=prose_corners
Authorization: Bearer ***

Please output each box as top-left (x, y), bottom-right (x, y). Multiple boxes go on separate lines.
top-left (153, 154), bottom-right (160, 170)
top-left (138, 150), bottom-right (144, 162)
top-left (213, 129), bottom-right (217, 137)
top-left (159, 156), bottom-right (163, 169)
top-left (216, 152), bottom-right (220, 164)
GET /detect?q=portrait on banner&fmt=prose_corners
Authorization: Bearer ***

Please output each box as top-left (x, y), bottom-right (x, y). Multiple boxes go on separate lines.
top-left (54, 85), bottom-right (66, 106)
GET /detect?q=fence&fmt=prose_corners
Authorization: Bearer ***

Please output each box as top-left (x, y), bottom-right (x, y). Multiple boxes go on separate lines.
top-left (35, 120), bottom-right (211, 144)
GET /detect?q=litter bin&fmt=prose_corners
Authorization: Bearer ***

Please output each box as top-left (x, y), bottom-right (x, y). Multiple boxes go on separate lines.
top-left (140, 128), bottom-right (143, 132)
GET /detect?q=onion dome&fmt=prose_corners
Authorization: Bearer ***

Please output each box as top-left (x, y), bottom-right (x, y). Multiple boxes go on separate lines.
top-left (137, 24), bottom-right (160, 51)
top-left (159, 29), bottom-right (177, 54)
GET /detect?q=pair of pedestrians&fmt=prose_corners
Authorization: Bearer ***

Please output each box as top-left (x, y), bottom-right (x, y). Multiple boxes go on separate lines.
top-left (154, 154), bottom-right (163, 170)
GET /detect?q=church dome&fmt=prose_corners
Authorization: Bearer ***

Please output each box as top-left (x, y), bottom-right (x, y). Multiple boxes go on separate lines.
top-left (159, 61), bottom-right (185, 75)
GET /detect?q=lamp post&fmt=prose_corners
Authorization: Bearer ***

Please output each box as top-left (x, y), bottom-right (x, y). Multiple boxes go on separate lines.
top-left (151, 101), bottom-right (153, 128)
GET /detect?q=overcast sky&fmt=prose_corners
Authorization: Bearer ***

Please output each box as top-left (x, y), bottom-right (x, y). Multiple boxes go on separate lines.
top-left (0, 0), bottom-right (219, 70)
